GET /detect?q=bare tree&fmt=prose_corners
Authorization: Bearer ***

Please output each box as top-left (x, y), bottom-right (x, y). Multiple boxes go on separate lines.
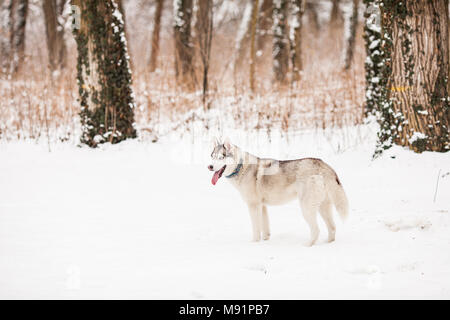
top-left (305, 0), bottom-right (320, 32)
top-left (149, 0), bottom-right (164, 72)
top-left (1, 0), bottom-right (29, 74)
top-left (249, 0), bottom-right (260, 92)
top-left (290, 0), bottom-right (305, 83)
top-left (43, 0), bottom-right (67, 72)
top-left (174, 0), bottom-right (195, 89)
top-left (343, 0), bottom-right (359, 70)
top-left (71, 0), bottom-right (136, 147)
top-left (0, 0), bottom-right (12, 72)
top-left (195, 0), bottom-right (213, 103)
top-left (256, 0), bottom-right (273, 53)
top-left (233, 0), bottom-right (253, 77)
top-left (330, 0), bottom-right (342, 27)
top-left (273, 0), bottom-right (289, 85)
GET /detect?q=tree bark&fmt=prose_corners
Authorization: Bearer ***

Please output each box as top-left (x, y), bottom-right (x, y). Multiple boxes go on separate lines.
top-left (43, 0), bottom-right (67, 72)
top-left (273, 0), bottom-right (289, 85)
top-left (343, 0), bottom-right (359, 70)
top-left (5, 0), bottom-right (28, 74)
top-left (149, 0), bottom-right (164, 72)
top-left (71, 0), bottom-right (136, 147)
top-left (249, 0), bottom-right (259, 92)
top-left (256, 0), bottom-right (272, 53)
top-left (330, 0), bottom-right (342, 27)
top-left (363, 0), bottom-right (383, 116)
top-left (0, 0), bottom-right (12, 72)
top-left (174, 0), bottom-right (195, 90)
top-left (379, 0), bottom-right (449, 153)
top-left (290, 0), bottom-right (305, 83)
top-left (195, 0), bottom-right (213, 103)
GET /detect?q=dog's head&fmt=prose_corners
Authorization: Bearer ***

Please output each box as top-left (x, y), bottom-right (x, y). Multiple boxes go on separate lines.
top-left (208, 138), bottom-right (235, 185)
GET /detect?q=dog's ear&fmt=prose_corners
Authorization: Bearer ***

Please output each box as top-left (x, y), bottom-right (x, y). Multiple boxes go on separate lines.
top-left (210, 137), bottom-right (220, 148)
top-left (223, 137), bottom-right (232, 151)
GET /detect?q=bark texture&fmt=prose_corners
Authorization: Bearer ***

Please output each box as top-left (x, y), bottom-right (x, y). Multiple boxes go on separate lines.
top-left (72, 0), bottom-right (136, 147)
top-left (378, 0), bottom-right (449, 153)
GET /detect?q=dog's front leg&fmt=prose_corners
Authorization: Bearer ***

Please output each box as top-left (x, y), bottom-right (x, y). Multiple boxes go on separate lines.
top-left (247, 203), bottom-right (262, 242)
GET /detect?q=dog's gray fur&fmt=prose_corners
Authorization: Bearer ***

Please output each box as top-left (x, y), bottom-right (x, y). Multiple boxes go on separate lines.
top-left (209, 139), bottom-right (349, 246)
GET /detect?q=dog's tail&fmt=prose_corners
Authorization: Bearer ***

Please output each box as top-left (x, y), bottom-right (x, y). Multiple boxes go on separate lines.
top-left (328, 175), bottom-right (349, 221)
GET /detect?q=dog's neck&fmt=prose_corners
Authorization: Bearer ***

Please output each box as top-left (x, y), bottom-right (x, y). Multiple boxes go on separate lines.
top-left (226, 146), bottom-right (258, 185)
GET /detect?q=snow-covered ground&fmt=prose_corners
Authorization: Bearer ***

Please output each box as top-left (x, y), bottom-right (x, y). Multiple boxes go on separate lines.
top-left (1, 126), bottom-right (449, 299)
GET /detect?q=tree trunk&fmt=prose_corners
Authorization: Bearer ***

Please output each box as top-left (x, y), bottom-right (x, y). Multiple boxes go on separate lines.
top-left (256, 0), bottom-right (272, 53)
top-left (149, 0), bottom-right (164, 72)
top-left (343, 0), bottom-right (359, 70)
top-left (376, 0), bottom-right (449, 154)
top-left (43, 0), bottom-right (67, 72)
top-left (290, 0), bottom-right (305, 83)
top-left (71, 0), bottom-right (136, 147)
top-left (363, 0), bottom-right (383, 116)
top-left (195, 0), bottom-right (213, 104)
top-left (233, 1), bottom-right (253, 78)
top-left (174, 0), bottom-right (195, 90)
top-left (0, 0), bottom-right (12, 73)
top-left (249, 0), bottom-right (259, 92)
top-left (305, 0), bottom-right (320, 32)
top-left (272, 0), bottom-right (289, 85)
top-left (330, 0), bottom-right (342, 27)
top-left (7, 0), bottom-right (28, 74)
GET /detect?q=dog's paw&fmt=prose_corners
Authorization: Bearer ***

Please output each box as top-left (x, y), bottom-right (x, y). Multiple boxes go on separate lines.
top-left (263, 233), bottom-right (270, 241)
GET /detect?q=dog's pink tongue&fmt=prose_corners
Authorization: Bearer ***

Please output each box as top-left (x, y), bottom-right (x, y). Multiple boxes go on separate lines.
top-left (211, 171), bottom-right (221, 185)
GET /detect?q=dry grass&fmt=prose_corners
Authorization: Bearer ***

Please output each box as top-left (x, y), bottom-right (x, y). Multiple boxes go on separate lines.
top-left (0, 7), bottom-right (366, 144)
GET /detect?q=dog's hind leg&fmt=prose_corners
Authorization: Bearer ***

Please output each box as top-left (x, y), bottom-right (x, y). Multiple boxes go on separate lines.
top-left (300, 176), bottom-right (325, 246)
top-left (319, 197), bottom-right (336, 243)
top-left (300, 202), bottom-right (319, 246)
top-left (247, 203), bottom-right (262, 242)
top-left (262, 205), bottom-right (270, 240)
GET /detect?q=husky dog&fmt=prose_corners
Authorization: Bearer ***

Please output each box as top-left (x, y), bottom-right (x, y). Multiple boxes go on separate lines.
top-left (208, 139), bottom-right (349, 246)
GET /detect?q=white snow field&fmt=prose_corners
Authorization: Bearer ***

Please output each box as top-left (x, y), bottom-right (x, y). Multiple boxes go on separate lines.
top-left (0, 126), bottom-right (449, 299)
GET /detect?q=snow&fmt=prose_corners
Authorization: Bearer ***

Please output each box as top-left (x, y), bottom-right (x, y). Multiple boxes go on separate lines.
top-left (0, 127), bottom-right (450, 299)
top-left (409, 132), bottom-right (427, 144)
